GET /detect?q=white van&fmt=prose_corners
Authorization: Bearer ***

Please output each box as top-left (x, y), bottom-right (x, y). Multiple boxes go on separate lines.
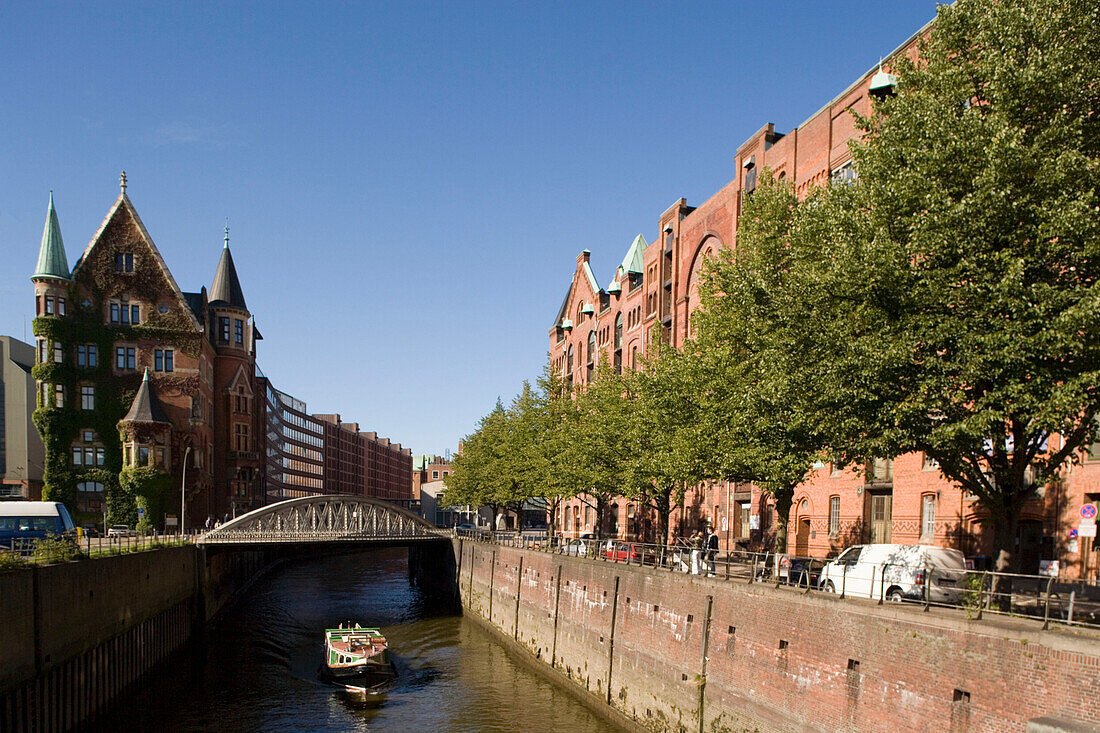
top-left (0, 501), bottom-right (76, 553)
top-left (818, 544), bottom-right (967, 604)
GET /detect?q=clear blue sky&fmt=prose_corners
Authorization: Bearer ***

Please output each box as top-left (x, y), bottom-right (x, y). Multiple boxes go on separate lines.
top-left (0, 1), bottom-right (938, 456)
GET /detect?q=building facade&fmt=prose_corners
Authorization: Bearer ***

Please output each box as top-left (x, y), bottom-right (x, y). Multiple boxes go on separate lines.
top-left (30, 177), bottom-right (412, 528)
top-left (548, 23), bottom-right (1100, 579)
top-left (0, 336), bottom-right (45, 500)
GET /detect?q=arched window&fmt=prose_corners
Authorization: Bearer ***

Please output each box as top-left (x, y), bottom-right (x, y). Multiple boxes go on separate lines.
top-left (587, 330), bottom-right (596, 381)
top-left (614, 313), bottom-right (623, 348)
top-left (566, 345), bottom-right (573, 384)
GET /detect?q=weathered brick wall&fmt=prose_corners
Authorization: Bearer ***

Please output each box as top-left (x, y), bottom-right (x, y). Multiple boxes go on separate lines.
top-left (458, 539), bottom-right (1100, 733)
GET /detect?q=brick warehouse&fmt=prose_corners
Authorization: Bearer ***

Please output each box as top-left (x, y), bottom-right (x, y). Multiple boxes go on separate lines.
top-left (29, 175), bottom-right (412, 529)
top-left (549, 21), bottom-right (1100, 579)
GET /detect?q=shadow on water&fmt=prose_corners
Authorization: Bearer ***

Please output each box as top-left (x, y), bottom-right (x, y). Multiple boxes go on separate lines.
top-left (95, 547), bottom-right (617, 732)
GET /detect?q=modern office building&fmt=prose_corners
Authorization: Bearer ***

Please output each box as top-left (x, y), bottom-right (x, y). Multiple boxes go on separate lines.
top-left (0, 336), bottom-right (45, 500)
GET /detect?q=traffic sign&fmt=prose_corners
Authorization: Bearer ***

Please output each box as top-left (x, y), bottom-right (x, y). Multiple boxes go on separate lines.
top-left (1068, 528), bottom-right (1078, 539)
top-left (138, 507), bottom-right (145, 518)
top-left (1079, 523), bottom-right (1097, 538)
top-left (1081, 504), bottom-right (1098, 520)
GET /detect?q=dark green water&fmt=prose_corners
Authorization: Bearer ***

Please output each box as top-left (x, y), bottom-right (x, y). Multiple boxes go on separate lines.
top-left (98, 549), bottom-right (616, 732)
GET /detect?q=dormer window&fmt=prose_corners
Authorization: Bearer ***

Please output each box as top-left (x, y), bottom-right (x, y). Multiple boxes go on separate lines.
top-left (115, 253), bottom-right (135, 272)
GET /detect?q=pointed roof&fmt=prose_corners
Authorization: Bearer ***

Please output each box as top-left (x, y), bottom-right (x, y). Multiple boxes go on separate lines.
top-left (33, 192), bottom-right (70, 281)
top-left (618, 234), bottom-right (646, 276)
top-left (209, 225), bottom-right (248, 310)
top-left (73, 176), bottom-right (204, 332)
top-left (121, 370), bottom-right (171, 425)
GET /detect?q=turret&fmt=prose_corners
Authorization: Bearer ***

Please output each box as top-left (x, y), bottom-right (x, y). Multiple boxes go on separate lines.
top-left (118, 369), bottom-right (172, 470)
top-left (208, 223), bottom-right (253, 355)
top-left (31, 192), bottom-right (71, 318)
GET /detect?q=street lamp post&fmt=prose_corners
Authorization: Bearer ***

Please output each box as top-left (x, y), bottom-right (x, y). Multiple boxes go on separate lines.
top-left (181, 445), bottom-right (192, 537)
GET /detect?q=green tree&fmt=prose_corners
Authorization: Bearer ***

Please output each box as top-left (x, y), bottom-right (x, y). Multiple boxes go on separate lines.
top-left (625, 336), bottom-right (710, 546)
top-left (559, 363), bottom-right (637, 541)
top-left (707, 0), bottom-right (1100, 571)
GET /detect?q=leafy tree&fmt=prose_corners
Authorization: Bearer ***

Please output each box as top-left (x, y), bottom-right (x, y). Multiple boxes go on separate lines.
top-left (445, 398), bottom-right (514, 529)
top-left (559, 363), bottom-right (637, 541)
top-left (704, 0), bottom-right (1100, 570)
top-left (625, 336), bottom-right (711, 546)
top-left (691, 197), bottom-right (825, 554)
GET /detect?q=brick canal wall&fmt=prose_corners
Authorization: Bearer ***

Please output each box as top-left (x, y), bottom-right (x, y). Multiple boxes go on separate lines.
top-left (455, 539), bottom-right (1100, 733)
top-left (0, 546), bottom-right (266, 733)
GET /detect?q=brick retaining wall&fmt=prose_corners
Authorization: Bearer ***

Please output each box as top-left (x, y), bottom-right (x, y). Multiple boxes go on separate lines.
top-left (456, 539), bottom-right (1100, 733)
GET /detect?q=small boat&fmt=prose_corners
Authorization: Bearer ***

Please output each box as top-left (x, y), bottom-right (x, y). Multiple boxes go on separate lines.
top-left (320, 623), bottom-right (396, 691)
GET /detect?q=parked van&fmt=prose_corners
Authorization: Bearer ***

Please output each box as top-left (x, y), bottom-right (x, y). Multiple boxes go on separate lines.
top-left (0, 501), bottom-right (76, 553)
top-left (818, 544), bottom-right (967, 604)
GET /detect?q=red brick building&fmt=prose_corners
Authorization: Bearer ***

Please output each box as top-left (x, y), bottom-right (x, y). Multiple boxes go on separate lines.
top-left (31, 176), bottom-right (412, 527)
top-left (549, 23), bottom-right (1100, 579)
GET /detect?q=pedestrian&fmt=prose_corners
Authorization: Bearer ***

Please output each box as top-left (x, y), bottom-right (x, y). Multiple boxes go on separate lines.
top-left (690, 530), bottom-right (703, 575)
top-left (706, 525), bottom-right (719, 576)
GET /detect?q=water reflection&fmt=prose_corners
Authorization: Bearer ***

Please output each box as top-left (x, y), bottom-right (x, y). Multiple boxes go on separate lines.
top-left (99, 548), bottom-right (616, 732)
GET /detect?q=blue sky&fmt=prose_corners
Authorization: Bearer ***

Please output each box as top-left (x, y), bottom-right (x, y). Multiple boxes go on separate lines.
top-left (0, 1), bottom-right (938, 456)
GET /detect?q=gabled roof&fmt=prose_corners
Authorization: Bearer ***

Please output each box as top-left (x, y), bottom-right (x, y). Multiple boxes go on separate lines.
top-left (552, 282), bottom-right (573, 329)
top-left (33, 192), bottom-right (70, 281)
top-left (582, 258), bottom-right (600, 295)
top-left (73, 187), bottom-right (203, 331)
top-left (120, 370), bottom-right (171, 425)
top-left (209, 239), bottom-right (248, 311)
top-left (618, 233), bottom-right (646, 276)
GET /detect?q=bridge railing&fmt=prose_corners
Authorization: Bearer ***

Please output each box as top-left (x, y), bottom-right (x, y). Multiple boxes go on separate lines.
top-left (454, 530), bottom-right (1100, 630)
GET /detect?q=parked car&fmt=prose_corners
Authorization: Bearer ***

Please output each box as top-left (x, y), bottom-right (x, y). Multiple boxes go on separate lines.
top-left (603, 541), bottom-right (654, 563)
top-left (455, 523), bottom-right (478, 531)
top-left (107, 525), bottom-right (137, 539)
top-left (564, 538), bottom-right (591, 557)
top-left (818, 544), bottom-right (967, 604)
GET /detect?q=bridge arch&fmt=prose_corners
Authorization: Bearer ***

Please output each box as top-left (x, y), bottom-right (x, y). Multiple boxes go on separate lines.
top-left (197, 495), bottom-right (447, 546)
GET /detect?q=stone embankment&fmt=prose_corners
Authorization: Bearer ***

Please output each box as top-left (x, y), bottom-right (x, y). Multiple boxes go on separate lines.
top-left (0, 546), bottom-right (266, 732)
top-left (455, 538), bottom-right (1100, 733)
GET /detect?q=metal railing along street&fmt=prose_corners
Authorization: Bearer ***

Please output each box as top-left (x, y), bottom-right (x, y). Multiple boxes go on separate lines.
top-left (455, 529), bottom-right (1100, 630)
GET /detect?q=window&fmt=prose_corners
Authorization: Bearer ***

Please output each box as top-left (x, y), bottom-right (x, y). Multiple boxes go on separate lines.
top-left (86, 345), bottom-right (97, 367)
top-left (82, 430), bottom-right (94, 443)
top-left (72, 447), bottom-right (82, 466)
top-left (922, 453), bottom-right (938, 471)
top-left (432, 471), bottom-right (439, 479)
top-left (37, 339), bottom-right (46, 364)
top-left (77, 482), bottom-right (104, 493)
top-left (234, 424), bottom-right (250, 452)
top-left (124, 445), bottom-right (132, 465)
top-left (44, 296), bottom-right (54, 315)
top-left (110, 302), bottom-right (120, 323)
top-left (587, 330), bottom-right (596, 381)
top-left (614, 313), bottom-right (623, 348)
top-left (81, 386), bottom-right (95, 410)
top-left (57, 298), bottom-right (66, 316)
top-left (54, 384), bottom-right (64, 408)
top-left (829, 496), bottom-right (840, 537)
top-left (831, 161), bottom-right (858, 186)
top-left (442, 471), bottom-right (449, 477)
top-left (96, 448), bottom-right (105, 466)
top-left (190, 396), bottom-right (203, 421)
top-left (115, 252), bottom-right (134, 272)
top-left (154, 349), bottom-right (174, 372)
top-left (130, 304), bottom-right (140, 324)
top-left (138, 446), bottom-right (150, 466)
top-left (920, 495), bottom-right (936, 542)
top-left (116, 347), bottom-right (136, 370)
top-left (54, 343), bottom-right (63, 363)
top-left (220, 317), bottom-right (231, 342)
top-left (235, 319), bottom-right (244, 344)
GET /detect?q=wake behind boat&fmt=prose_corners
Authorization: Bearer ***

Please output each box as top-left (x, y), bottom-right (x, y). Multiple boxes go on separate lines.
top-left (320, 623), bottom-right (396, 692)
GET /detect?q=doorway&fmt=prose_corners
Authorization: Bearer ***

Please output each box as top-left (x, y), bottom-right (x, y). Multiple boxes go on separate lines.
top-left (866, 491), bottom-right (892, 543)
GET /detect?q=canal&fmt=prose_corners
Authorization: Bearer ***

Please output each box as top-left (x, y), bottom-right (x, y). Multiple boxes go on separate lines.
top-left (99, 548), bottom-right (617, 732)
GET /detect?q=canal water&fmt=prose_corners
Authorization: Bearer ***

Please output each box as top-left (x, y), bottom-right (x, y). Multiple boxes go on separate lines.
top-left (99, 548), bottom-right (617, 732)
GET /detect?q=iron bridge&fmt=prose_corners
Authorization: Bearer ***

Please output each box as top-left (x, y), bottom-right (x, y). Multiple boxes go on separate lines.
top-left (196, 495), bottom-right (450, 546)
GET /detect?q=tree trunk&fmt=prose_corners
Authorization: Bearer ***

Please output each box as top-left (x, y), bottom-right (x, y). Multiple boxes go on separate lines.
top-left (594, 495), bottom-right (606, 541)
top-left (772, 485), bottom-right (795, 555)
top-left (655, 484), bottom-right (672, 548)
top-left (990, 505), bottom-right (1021, 574)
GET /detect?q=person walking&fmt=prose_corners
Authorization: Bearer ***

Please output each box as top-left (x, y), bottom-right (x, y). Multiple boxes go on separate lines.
top-left (690, 530), bottom-right (703, 575)
top-left (706, 525), bottom-right (719, 576)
